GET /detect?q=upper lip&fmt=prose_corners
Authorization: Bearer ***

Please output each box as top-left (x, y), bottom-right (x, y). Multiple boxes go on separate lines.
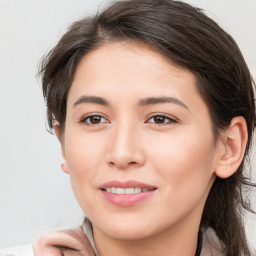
top-left (99, 180), bottom-right (157, 190)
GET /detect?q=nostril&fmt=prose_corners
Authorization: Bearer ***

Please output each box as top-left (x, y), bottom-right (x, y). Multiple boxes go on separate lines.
top-left (128, 161), bottom-right (137, 165)
top-left (108, 161), bottom-right (138, 169)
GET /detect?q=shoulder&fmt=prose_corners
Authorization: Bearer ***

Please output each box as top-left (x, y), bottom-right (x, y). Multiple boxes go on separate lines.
top-left (0, 244), bottom-right (34, 256)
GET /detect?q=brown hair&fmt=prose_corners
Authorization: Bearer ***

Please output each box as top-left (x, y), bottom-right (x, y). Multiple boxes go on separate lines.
top-left (39, 0), bottom-right (256, 255)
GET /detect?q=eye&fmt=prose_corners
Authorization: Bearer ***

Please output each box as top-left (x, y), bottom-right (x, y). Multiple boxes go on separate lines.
top-left (80, 114), bottom-right (109, 125)
top-left (147, 114), bottom-right (177, 124)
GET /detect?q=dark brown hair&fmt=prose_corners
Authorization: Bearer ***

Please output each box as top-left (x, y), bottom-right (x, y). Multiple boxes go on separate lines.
top-left (39, 0), bottom-right (256, 255)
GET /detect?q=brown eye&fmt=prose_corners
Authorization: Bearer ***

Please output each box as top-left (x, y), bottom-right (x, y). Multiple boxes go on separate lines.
top-left (88, 116), bottom-right (102, 124)
top-left (81, 115), bottom-right (108, 125)
top-left (147, 115), bottom-right (177, 124)
top-left (153, 116), bottom-right (166, 123)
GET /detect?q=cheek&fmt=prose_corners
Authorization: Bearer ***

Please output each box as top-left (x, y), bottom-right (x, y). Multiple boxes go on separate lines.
top-left (65, 130), bottom-right (106, 171)
top-left (147, 129), bottom-right (217, 203)
top-left (63, 131), bottom-right (107, 204)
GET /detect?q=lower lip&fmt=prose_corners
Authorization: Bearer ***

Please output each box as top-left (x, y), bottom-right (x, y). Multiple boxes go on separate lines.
top-left (101, 190), bottom-right (156, 207)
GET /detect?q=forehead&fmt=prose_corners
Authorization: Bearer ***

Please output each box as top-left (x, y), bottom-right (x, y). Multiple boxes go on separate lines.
top-left (77, 40), bottom-right (191, 74)
top-left (70, 41), bottom-right (197, 97)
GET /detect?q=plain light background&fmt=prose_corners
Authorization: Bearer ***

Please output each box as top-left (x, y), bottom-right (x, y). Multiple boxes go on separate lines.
top-left (0, 0), bottom-right (255, 250)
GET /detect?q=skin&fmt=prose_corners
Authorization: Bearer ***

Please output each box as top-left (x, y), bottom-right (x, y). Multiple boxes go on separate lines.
top-left (33, 227), bottom-right (95, 256)
top-left (56, 41), bottom-right (247, 256)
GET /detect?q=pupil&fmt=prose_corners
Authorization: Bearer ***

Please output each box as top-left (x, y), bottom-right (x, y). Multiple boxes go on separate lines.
top-left (90, 116), bottom-right (101, 124)
top-left (154, 116), bottom-right (165, 123)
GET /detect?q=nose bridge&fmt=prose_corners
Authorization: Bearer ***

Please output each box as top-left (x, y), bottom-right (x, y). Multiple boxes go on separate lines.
top-left (106, 117), bottom-right (144, 168)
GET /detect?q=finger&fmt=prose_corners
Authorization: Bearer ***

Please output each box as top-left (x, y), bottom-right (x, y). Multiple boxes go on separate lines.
top-left (33, 227), bottom-right (95, 256)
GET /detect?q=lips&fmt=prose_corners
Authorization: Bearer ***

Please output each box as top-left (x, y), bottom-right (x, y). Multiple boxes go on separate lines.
top-left (99, 180), bottom-right (157, 207)
top-left (105, 187), bottom-right (150, 194)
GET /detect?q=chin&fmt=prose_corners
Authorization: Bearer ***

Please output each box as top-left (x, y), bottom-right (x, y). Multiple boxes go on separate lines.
top-left (106, 225), bottom-right (154, 240)
top-left (93, 214), bottom-right (165, 241)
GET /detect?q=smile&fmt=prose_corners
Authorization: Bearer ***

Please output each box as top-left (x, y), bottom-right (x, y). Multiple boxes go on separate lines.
top-left (99, 180), bottom-right (157, 207)
top-left (104, 187), bottom-right (151, 194)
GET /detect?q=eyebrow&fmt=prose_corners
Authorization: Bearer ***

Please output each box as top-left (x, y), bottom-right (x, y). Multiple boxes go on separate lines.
top-left (73, 96), bottom-right (110, 107)
top-left (138, 96), bottom-right (189, 110)
top-left (73, 95), bottom-right (189, 110)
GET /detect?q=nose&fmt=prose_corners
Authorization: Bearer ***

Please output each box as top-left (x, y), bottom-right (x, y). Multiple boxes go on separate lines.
top-left (105, 121), bottom-right (145, 169)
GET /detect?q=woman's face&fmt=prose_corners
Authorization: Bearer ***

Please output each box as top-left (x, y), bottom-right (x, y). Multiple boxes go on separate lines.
top-left (60, 41), bottom-right (222, 241)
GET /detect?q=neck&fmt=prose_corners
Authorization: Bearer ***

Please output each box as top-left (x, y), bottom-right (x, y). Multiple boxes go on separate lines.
top-left (93, 215), bottom-right (201, 256)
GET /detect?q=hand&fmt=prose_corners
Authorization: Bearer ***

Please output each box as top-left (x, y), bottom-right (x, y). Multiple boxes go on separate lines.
top-left (33, 227), bottom-right (95, 256)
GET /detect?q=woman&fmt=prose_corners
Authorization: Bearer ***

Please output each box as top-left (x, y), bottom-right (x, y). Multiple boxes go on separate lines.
top-left (2, 0), bottom-right (255, 255)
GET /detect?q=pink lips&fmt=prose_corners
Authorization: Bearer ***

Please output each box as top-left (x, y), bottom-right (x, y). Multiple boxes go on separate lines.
top-left (99, 180), bottom-right (157, 207)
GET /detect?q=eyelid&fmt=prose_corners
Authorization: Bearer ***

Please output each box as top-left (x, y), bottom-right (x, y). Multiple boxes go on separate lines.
top-left (146, 113), bottom-right (179, 124)
top-left (79, 112), bottom-right (110, 125)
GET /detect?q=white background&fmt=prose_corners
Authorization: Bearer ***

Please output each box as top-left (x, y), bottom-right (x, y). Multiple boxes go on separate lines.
top-left (0, 0), bottom-right (255, 250)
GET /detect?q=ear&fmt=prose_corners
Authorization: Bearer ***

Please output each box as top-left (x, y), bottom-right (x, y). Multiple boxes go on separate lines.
top-left (215, 116), bottom-right (248, 179)
top-left (54, 124), bottom-right (69, 174)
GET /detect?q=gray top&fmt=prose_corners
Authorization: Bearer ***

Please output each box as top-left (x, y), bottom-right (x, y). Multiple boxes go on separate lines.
top-left (82, 218), bottom-right (99, 256)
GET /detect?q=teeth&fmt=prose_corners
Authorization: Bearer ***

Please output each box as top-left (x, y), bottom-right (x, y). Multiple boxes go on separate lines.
top-left (125, 188), bottom-right (135, 194)
top-left (134, 187), bottom-right (141, 193)
top-left (105, 187), bottom-right (149, 194)
top-left (116, 188), bottom-right (125, 194)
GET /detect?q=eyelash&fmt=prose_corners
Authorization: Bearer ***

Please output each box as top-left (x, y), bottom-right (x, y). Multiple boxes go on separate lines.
top-left (146, 114), bottom-right (178, 125)
top-left (79, 114), bottom-right (109, 126)
top-left (79, 113), bottom-right (178, 126)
